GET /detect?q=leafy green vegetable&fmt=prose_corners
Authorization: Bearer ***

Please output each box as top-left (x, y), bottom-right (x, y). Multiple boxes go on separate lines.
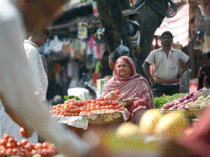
top-left (64, 95), bottom-right (81, 101)
top-left (154, 93), bottom-right (188, 109)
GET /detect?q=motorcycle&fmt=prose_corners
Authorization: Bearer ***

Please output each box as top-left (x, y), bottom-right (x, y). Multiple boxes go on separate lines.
top-left (67, 73), bottom-right (97, 100)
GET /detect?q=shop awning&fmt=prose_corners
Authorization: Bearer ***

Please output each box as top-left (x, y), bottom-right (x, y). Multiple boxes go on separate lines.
top-left (154, 4), bottom-right (189, 47)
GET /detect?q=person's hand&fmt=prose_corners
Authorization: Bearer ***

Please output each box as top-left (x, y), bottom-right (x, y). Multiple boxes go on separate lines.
top-left (82, 131), bottom-right (104, 157)
top-left (19, 127), bottom-right (34, 138)
top-left (122, 98), bottom-right (134, 107)
top-left (104, 91), bottom-right (116, 99)
top-left (150, 79), bottom-right (157, 88)
top-left (177, 71), bottom-right (184, 79)
top-left (123, 96), bottom-right (140, 107)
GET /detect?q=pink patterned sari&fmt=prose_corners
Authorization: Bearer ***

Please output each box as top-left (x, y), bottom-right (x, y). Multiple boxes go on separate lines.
top-left (101, 56), bottom-right (154, 122)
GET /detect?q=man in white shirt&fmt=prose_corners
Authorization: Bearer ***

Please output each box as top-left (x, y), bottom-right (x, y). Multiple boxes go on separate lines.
top-left (0, 0), bottom-right (90, 156)
top-left (24, 31), bottom-right (49, 102)
top-left (142, 31), bottom-right (191, 97)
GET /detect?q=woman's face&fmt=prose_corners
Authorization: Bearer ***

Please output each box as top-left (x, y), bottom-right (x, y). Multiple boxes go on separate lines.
top-left (116, 58), bottom-right (132, 78)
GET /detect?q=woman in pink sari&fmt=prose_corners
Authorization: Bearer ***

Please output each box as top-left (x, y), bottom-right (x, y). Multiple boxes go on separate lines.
top-left (101, 56), bottom-right (154, 123)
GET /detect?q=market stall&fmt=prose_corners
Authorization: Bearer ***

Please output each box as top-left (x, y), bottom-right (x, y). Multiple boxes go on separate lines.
top-left (50, 91), bottom-right (130, 137)
top-left (155, 88), bottom-right (209, 118)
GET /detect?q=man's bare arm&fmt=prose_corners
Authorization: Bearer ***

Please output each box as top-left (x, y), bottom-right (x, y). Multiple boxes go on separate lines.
top-left (177, 58), bottom-right (191, 79)
top-left (0, 94), bottom-right (34, 137)
top-left (142, 61), bottom-right (156, 88)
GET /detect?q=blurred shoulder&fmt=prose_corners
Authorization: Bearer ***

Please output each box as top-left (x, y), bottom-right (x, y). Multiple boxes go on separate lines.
top-left (0, 0), bottom-right (18, 23)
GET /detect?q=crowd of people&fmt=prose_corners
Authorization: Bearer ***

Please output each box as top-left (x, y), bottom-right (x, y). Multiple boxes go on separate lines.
top-left (0, 0), bottom-right (210, 156)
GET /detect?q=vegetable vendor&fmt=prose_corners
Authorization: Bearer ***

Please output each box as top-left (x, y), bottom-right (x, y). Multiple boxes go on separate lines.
top-left (101, 56), bottom-right (154, 123)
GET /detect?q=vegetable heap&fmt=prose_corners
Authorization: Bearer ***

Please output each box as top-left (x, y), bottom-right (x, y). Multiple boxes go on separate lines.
top-left (50, 99), bottom-right (125, 116)
top-left (0, 134), bottom-right (58, 157)
top-left (154, 93), bottom-right (188, 109)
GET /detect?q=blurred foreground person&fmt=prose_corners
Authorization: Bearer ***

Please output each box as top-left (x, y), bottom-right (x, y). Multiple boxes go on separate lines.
top-left (0, 0), bottom-right (90, 156)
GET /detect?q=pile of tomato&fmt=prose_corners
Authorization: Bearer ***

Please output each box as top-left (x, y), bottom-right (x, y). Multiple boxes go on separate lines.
top-left (50, 90), bottom-right (125, 116)
top-left (0, 134), bottom-right (58, 157)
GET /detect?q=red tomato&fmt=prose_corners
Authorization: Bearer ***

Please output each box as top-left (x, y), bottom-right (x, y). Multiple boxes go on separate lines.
top-left (46, 148), bottom-right (54, 156)
top-left (6, 142), bottom-right (16, 149)
top-left (0, 139), bottom-right (7, 146)
top-left (90, 99), bottom-right (95, 103)
top-left (41, 148), bottom-right (48, 156)
top-left (36, 149), bottom-right (42, 154)
top-left (42, 142), bottom-right (50, 149)
top-left (31, 143), bottom-right (36, 149)
top-left (90, 107), bottom-right (95, 111)
top-left (109, 105), bottom-right (114, 109)
top-left (75, 108), bottom-right (80, 113)
top-left (0, 149), bottom-right (6, 156)
top-left (77, 101), bottom-right (82, 106)
top-left (114, 105), bottom-right (118, 109)
top-left (100, 106), bottom-right (105, 110)
top-left (35, 143), bottom-right (43, 149)
top-left (104, 106), bottom-right (109, 109)
top-left (73, 101), bottom-right (78, 106)
top-left (16, 141), bottom-right (23, 147)
top-left (112, 94), bottom-right (118, 99)
top-left (113, 101), bottom-right (119, 106)
top-left (2, 134), bottom-right (10, 141)
top-left (31, 149), bottom-right (37, 155)
top-left (79, 107), bottom-right (85, 112)
top-left (95, 105), bottom-right (100, 110)
top-left (66, 108), bottom-right (71, 113)
top-left (22, 148), bottom-right (29, 156)
top-left (24, 142), bottom-right (33, 151)
top-left (0, 145), bottom-right (6, 150)
top-left (8, 137), bottom-right (16, 144)
top-left (71, 109), bottom-right (77, 113)
top-left (20, 139), bottom-right (28, 146)
top-left (100, 101), bottom-right (106, 106)
top-left (89, 103), bottom-right (93, 107)
top-left (6, 148), bottom-right (15, 156)
top-left (107, 99), bottom-right (113, 105)
top-left (12, 148), bottom-right (18, 155)
top-left (48, 143), bottom-right (55, 149)
top-left (116, 89), bottom-right (121, 95)
top-left (85, 108), bottom-right (90, 112)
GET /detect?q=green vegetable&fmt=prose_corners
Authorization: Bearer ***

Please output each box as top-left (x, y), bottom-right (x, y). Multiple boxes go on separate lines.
top-left (64, 95), bottom-right (81, 101)
top-left (154, 93), bottom-right (188, 109)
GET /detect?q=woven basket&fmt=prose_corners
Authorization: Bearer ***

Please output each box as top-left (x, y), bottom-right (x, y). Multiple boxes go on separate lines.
top-left (88, 112), bottom-right (123, 125)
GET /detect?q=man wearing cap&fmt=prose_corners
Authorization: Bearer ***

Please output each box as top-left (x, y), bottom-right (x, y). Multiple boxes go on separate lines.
top-left (142, 31), bottom-right (191, 97)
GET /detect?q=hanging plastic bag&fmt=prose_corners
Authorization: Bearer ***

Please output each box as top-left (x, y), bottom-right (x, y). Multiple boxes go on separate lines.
top-left (115, 40), bottom-right (130, 56)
